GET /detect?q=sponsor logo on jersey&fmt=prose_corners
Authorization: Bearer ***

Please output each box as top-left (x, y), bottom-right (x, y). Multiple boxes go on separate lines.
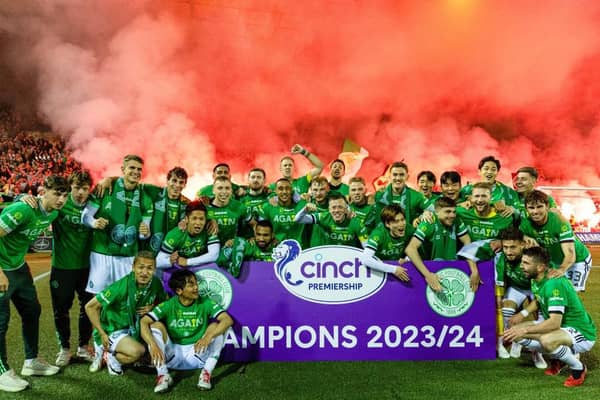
top-left (426, 268), bottom-right (475, 317)
top-left (272, 240), bottom-right (386, 305)
top-left (195, 268), bottom-right (233, 309)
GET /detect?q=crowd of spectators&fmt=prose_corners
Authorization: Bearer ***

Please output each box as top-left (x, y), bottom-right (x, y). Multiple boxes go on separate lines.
top-left (0, 106), bottom-right (82, 203)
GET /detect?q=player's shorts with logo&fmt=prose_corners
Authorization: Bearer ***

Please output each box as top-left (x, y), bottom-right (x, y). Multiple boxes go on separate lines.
top-left (86, 252), bottom-right (135, 294)
top-left (561, 326), bottom-right (595, 354)
top-left (566, 255), bottom-right (592, 292)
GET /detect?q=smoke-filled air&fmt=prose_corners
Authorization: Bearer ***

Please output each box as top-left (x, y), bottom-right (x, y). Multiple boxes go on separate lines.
top-left (1, 0), bottom-right (600, 223)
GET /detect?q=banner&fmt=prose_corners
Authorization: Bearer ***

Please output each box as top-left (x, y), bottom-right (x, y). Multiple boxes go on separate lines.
top-left (179, 242), bottom-right (496, 362)
top-left (575, 231), bottom-right (600, 244)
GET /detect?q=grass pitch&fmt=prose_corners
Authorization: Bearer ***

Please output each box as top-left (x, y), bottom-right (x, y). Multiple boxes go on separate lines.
top-left (4, 252), bottom-right (599, 400)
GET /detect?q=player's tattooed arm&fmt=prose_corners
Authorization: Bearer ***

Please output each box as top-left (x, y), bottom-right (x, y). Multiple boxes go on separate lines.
top-left (550, 241), bottom-right (575, 278)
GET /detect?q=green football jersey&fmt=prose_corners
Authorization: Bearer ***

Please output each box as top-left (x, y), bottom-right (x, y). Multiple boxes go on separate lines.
top-left (87, 183), bottom-right (154, 257)
top-left (423, 194), bottom-right (440, 211)
top-left (238, 190), bottom-right (269, 238)
top-left (328, 182), bottom-right (349, 197)
top-left (365, 223), bottom-right (414, 260)
top-left (413, 217), bottom-right (469, 261)
top-left (217, 237), bottom-right (275, 277)
top-left (268, 175), bottom-right (311, 197)
top-left (243, 240), bottom-right (275, 261)
top-left (373, 185), bottom-right (428, 225)
top-left (349, 202), bottom-right (374, 227)
top-left (532, 275), bottom-right (596, 341)
top-left (97, 274), bottom-right (167, 336)
top-left (310, 212), bottom-right (366, 247)
top-left (494, 252), bottom-right (530, 290)
top-left (52, 194), bottom-right (92, 270)
top-left (307, 199), bottom-right (329, 248)
top-left (149, 295), bottom-right (225, 345)
top-left (161, 227), bottom-right (219, 259)
top-left (457, 206), bottom-right (515, 241)
top-left (206, 199), bottom-right (249, 245)
top-left (0, 202), bottom-right (58, 271)
top-left (460, 181), bottom-right (519, 207)
top-left (519, 212), bottom-right (590, 265)
top-left (259, 201), bottom-right (306, 245)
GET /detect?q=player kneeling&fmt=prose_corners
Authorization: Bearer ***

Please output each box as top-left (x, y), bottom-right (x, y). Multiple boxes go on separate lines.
top-left (85, 251), bottom-right (167, 375)
top-left (504, 247), bottom-right (596, 388)
top-left (140, 270), bottom-right (234, 393)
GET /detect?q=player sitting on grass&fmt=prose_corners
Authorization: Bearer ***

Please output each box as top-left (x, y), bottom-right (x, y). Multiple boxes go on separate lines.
top-left (140, 269), bottom-right (234, 393)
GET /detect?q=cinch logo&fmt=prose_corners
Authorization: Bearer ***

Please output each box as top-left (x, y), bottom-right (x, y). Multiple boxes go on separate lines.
top-left (426, 268), bottom-right (475, 317)
top-left (272, 240), bottom-right (386, 305)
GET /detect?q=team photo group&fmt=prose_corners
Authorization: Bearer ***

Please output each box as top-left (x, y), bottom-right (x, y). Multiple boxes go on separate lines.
top-left (0, 143), bottom-right (595, 393)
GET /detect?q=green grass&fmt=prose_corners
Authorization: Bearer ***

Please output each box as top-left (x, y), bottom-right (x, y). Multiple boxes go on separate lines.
top-left (4, 262), bottom-right (599, 400)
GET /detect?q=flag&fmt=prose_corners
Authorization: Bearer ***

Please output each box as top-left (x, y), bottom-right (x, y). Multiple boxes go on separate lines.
top-left (338, 138), bottom-right (369, 182)
top-left (372, 164), bottom-right (391, 192)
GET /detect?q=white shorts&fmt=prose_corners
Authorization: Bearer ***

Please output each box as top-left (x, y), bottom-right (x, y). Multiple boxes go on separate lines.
top-left (107, 329), bottom-right (131, 353)
top-left (561, 326), bottom-right (595, 354)
top-left (164, 335), bottom-right (225, 370)
top-left (565, 256), bottom-right (592, 292)
top-left (86, 252), bottom-right (135, 293)
top-left (503, 287), bottom-right (533, 308)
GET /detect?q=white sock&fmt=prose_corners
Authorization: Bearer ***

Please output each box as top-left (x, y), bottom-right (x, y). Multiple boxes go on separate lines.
top-left (501, 307), bottom-right (516, 332)
top-left (94, 342), bottom-right (104, 357)
top-left (203, 357), bottom-right (218, 374)
top-left (517, 338), bottom-right (543, 352)
top-left (550, 345), bottom-right (583, 370)
top-left (106, 352), bottom-right (122, 371)
top-left (151, 328), bottom-right (168, 376)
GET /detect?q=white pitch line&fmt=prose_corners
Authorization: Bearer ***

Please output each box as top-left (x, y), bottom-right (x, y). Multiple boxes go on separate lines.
top-left (33, 271), bottom-right (51, 282)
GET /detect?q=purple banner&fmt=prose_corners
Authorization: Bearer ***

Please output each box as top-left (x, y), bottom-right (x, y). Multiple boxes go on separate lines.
top-left (182, 243), bottom-right (496, 362)
top-left (575, 231), bottom-right (600, 244)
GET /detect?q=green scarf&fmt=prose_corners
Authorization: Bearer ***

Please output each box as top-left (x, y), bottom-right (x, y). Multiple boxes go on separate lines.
top-left (217, 236), bottom-right (248, 278)
top-left (126, 273), bottom-right (162, 340)
top-left (381, 184), bottom-right (413, 222)
top-left (149, 188), bottom-right (185, 254)
top-left (108, 177), bottom-right (143, 254)
top-left (149, 188), bottom-right (167, 253)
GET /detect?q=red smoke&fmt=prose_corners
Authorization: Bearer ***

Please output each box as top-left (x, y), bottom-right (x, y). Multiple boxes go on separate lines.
top-left (1, 0), bottom-right (600, 197)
